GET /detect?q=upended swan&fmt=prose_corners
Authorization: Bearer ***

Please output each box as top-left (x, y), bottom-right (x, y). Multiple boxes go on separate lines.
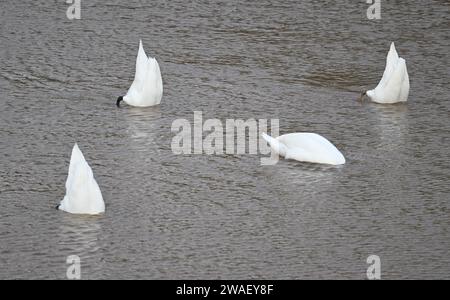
top-left (262, 133), bottom-right (345, 165)
top-left (360, 42), bottom-right (409, 104)
top-left (57, 144), bottom-right (105, 215)
top-left (116, 40), bottom-right (163, 107)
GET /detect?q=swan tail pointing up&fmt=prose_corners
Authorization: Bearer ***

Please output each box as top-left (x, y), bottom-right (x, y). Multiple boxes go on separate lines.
top-left (66, 143), bottom-right (87, 190)
top-left (135, 39), bottom-right (149, 81)
top-left (382, 58), bottom-right (409, 103)
top-left (59, 144), bottom-right (105, 215)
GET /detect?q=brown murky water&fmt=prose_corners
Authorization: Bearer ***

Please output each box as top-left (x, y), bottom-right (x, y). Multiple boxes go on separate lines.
top-left (0, 0), bottom-right (449, 279)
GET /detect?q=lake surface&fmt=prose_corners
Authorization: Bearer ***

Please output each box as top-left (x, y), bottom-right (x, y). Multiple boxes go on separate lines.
top-left (0, 0), bottom-right (449, 279)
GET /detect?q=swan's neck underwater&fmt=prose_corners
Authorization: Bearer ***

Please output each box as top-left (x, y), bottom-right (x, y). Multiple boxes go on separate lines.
top-left (116, 96), bottom-right (124, 107)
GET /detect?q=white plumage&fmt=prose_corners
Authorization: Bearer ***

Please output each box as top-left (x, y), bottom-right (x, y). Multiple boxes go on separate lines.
top-left (58, 144), bottom-right (105, 215)
top-left (366, 42), bottom-right (410, 104)
top-left (120, 40), bottom-right (163, 107)
top-left (262, 133), bottom-right (345, 165)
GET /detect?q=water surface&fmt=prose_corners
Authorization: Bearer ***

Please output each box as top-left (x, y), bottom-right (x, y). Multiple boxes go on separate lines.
top-left (0, 0), bottom-right (449, 279)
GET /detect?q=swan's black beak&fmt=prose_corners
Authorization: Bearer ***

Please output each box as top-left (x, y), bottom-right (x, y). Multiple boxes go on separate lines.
top-left (358, 91), bottom-right (367, 102)
top-left (116, 96), bottom-right (123, 107)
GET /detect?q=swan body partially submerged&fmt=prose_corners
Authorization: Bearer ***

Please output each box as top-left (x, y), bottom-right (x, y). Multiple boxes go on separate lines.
top-left (262, 133), bottom-right (345, 165)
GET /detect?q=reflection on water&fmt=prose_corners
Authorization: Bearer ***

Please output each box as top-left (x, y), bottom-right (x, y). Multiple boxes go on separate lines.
top-left (124, 108), bottom-right (161, 141)
top-left (370, 103), bottom-right (409, 153)
top-left (57, 215), bottom-right (102, 259)
top-left (123, 107), bottom-right (162, 153)
top-left (54, 214), bottom-right (107, 280)
top-left (0, 0), bottom-right (449, 279)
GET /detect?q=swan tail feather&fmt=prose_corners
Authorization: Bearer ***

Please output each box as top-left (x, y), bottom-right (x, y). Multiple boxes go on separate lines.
top-left (261, 133), bottom-right (285, 157)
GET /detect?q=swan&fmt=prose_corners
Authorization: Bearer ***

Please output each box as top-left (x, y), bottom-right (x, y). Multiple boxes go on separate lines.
top-left (360, 42), bottom-right (409, 104)
top-left (116, 40), bottom-right (163, 107)
top-left (261, 132), bottom-right (345, 165)
top-left (57, 144), bottom-right (105, 215)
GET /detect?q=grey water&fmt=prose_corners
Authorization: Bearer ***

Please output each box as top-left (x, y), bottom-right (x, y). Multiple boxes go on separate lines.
top-left (0, 0), bottom-right (449, 279)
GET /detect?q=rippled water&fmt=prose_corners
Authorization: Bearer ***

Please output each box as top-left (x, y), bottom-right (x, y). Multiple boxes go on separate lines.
top-left (0, 0), bottom-right (449, 279)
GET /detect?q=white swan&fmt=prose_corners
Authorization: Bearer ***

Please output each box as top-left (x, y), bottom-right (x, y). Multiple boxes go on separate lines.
top-left (361, 42), bottom-right (409, 104)
top-left (57, 144), bottom-right (105, 215)
top-left (262, 133), bottom-right (346, 165)
top-left (117, 40), bottom-right (163, 107)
